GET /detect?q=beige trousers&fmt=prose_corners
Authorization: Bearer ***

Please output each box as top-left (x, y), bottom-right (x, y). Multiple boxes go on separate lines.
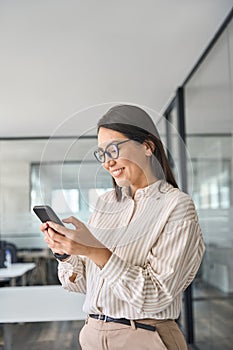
top-left (79, 317), bottom-right (188, 350)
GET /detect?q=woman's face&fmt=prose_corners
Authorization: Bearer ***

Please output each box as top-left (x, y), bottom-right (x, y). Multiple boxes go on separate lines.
top-left (97, 127), bottom-right (156, 195)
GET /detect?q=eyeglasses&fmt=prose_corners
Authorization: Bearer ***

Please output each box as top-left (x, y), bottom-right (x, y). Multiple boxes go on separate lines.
top-left (94, 139), bottom-right (131, 163)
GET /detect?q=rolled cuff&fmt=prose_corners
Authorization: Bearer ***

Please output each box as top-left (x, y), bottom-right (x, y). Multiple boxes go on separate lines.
top-left (58, 255), bottom-right (85, 275)
top-left (99, 253), bottom-right (129, 284)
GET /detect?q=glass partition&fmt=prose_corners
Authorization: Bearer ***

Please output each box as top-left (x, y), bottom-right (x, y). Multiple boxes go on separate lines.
top-left (164, 14), bottom-right (233, 349)
top-left (0, 137), bottom-right (112, 285)
top-left (185, 18), bottom-right (233, 350)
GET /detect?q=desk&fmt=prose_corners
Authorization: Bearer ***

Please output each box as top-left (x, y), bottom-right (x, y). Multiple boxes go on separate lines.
top-left (0, 285), bottom-right (86, 349)
top-left (0, 263), bottom-right (36, 286)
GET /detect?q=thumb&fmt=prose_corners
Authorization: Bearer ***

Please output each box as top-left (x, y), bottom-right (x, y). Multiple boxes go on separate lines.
top-left (62, 216), bottom-right (82, 229)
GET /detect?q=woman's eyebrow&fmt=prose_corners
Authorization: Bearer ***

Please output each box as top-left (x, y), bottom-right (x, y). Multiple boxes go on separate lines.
top-left (98, 139), bottom-right (122, 148)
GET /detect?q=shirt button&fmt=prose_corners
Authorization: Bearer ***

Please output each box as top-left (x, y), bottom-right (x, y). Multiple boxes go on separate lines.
top-left (135, 191), bottom-right (143, 199)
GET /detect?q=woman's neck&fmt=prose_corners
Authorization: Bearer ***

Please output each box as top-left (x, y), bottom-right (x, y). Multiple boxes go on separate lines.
top-left (130, 175), bottom-right (158, 198)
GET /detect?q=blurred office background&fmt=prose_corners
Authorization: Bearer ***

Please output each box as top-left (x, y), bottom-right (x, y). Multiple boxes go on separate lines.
top-left (0, 1), bottom-right (233, 349)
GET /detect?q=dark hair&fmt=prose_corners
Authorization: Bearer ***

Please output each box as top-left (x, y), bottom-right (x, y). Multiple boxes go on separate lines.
top-left (97, 121), bottom-right (178, 200)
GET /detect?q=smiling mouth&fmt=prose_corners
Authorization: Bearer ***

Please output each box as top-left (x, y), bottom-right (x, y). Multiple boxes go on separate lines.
top-left (111, 167), bottom-right (125, 177)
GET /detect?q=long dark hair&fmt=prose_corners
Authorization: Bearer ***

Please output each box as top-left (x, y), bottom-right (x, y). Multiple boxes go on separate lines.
top-left (97, 122), bottom-right (178, 200)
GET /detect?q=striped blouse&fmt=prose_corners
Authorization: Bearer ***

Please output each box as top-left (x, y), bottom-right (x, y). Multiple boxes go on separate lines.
top-left (58, 180), bottom-right (205, 320)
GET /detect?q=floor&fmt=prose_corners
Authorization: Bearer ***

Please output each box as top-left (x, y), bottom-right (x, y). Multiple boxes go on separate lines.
top-left (0, 281), bottom-right (233, 350)
top-left (194, 297), bottom-right (233, 350)
top-left (0, 320), bottom-right (199, 350)
top-left (0, 320), bottom-right (84, 350)
top-left (190, 281), bottom-right (233, 350)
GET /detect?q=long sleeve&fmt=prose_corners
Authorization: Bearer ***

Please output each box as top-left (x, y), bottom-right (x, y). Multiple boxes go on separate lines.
top-left (99, 199), bottom-right (205, 315)
top-left (58, 255), bottom-right (87, 294)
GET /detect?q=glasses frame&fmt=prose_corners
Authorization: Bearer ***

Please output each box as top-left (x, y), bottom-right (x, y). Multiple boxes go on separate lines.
top-left (94, 139), bottom-right (131, 163)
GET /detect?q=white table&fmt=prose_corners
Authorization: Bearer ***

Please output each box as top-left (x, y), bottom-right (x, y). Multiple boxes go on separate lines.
top-left (0, 263), bottom-right (36, 286)
top-left (0, 285), bottom-right (86, 349)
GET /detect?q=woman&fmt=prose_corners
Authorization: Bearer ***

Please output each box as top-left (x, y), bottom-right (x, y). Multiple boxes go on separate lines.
top-left (41, 104), bottom-right (205, 350)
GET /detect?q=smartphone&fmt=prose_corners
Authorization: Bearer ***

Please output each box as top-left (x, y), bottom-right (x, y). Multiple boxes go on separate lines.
top-left (33, 205), bottom-right (70, 260)
top-left (33, 205), bottom-right (64, 226)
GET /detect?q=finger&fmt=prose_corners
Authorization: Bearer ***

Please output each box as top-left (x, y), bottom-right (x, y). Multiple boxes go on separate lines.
top-left (46, 221), bottom-right (69, 236)
top-left (62, 216), bottom-right (82, 228)
top-left (47, 227), bottom-right (65, 242)
top-left (45, 233), bottom-right (64, 252)
top-left (47, 227), bottom-right (55, 240)
top-left (41, 229), bottom-right (49, 237)
top-left (40, 222), bottom-right (48, 232)
top-left (44, 231), bottom-right (54, 245)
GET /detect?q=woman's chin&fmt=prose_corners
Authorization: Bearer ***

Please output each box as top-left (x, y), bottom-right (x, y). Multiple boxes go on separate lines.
top-left (115, 178), bottom-right (131, 188)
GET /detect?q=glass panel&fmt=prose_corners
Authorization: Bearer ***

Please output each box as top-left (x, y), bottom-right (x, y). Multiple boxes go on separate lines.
top-left (30, 160), bottom-right (112, 221)
top-left (185, 19), bottom-right (233, 350)
top-left (51, 189), bottom-right (80, 213)
top-left (0, 137), bottom-right (112, 285)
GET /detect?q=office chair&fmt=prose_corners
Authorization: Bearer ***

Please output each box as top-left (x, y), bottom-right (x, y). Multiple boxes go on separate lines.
top-left (0, 240), bottom-right (18, 268)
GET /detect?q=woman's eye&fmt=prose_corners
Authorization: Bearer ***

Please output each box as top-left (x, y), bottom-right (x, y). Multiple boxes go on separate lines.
top-left (107, 145), bottom-right (117, 155)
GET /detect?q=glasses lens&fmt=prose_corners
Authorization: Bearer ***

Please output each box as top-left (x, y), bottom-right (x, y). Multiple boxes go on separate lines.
top-left (106, 144), bottom-right (118, 159)
top-left (94, 149), bottom-right (105, 163)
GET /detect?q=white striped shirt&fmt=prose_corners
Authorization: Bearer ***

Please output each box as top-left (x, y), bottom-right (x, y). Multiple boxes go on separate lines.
top-left (58, 180), bottom-right (205, 320)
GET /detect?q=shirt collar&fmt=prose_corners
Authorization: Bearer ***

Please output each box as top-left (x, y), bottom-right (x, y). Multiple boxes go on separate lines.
top-left (121, 179), bottom-right (166, 200)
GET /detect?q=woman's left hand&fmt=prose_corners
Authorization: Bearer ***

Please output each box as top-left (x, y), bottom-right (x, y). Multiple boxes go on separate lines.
top-left (43, 217), bottom-right (112, 266)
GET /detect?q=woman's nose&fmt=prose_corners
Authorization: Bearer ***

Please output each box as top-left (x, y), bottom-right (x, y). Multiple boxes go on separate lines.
top-left (103, 157), bottom-right (116, 170)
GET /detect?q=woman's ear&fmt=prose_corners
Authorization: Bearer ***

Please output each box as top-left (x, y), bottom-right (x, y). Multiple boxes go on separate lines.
top-left (144, 140), bottom-right (155, 156)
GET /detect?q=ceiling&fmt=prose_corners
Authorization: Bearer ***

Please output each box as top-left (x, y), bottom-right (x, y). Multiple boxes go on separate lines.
top-left (0, 0), bottom-right (232, 137)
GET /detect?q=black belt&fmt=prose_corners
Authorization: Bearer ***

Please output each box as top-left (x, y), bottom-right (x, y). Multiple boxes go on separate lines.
top-left (89, 314), bottom-right (156, 332)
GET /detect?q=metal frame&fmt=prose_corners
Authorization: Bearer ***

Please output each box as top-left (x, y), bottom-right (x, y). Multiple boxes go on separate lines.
top-left (176, 87), bottom-right (194, 344)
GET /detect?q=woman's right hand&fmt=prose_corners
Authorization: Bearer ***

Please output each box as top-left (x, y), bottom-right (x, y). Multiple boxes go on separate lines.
top-left (40, 222), bottom-right (66, 255)
top-left (40, 219), bottom-right (112, 268)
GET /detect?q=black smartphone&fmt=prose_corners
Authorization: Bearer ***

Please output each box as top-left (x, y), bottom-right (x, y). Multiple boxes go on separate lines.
top-left (33, 205), bottom-right (64, 226)
top-left (33, 205), bottom-right (70, 260)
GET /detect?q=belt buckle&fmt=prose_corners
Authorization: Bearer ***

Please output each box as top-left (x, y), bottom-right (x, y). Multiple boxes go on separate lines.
top-left (98, 314), bottom-right (107, 322)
